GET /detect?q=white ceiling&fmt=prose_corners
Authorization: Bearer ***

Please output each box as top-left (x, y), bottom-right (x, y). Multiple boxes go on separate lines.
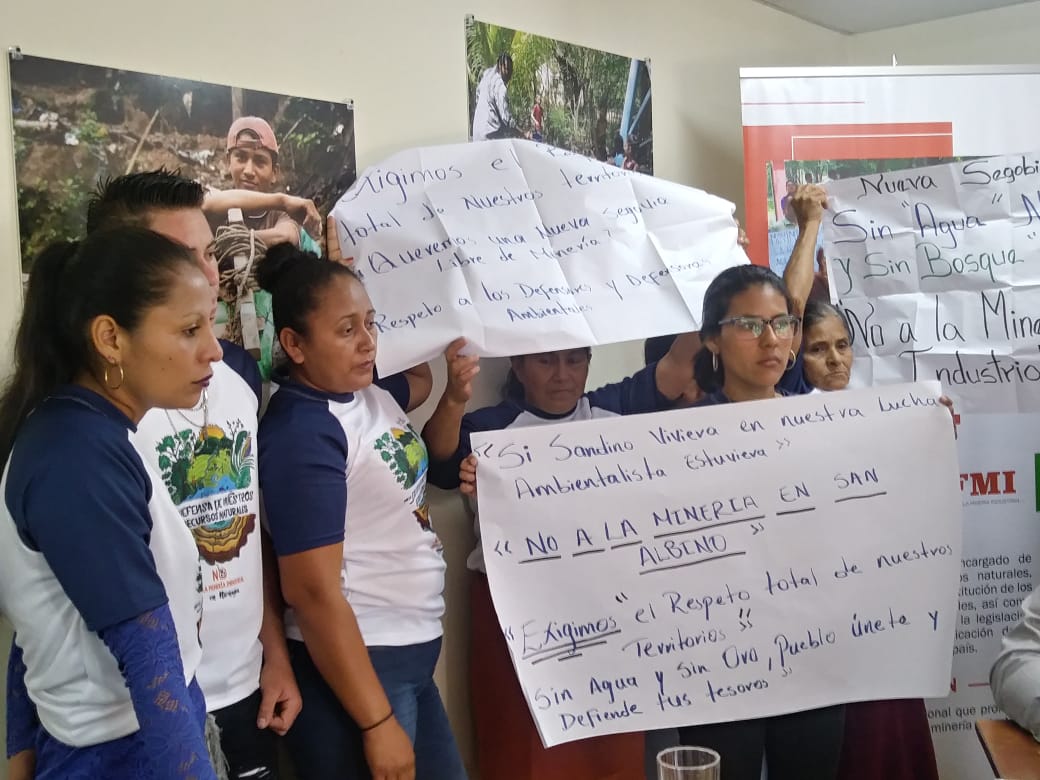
top-left (753, 0), bottom-right (1036, 33)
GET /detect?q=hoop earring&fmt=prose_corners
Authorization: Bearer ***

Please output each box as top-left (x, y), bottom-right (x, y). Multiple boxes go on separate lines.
top-left (787, 350), bottom-right (797, 370)
top-left (712, 352), bottom-right (719, 373)
top-left (104, 363), bottom-right (125, 390)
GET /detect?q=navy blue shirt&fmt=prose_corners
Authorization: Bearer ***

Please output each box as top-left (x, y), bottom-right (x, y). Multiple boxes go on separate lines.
top-left (694, 386), bottom-right (801, 407)
top-left (698, 353), bottom-right (813, 405)
top-left (779, 351), bottom-right (813, 395)
top-left (5, 386), bottom-right (167, 633)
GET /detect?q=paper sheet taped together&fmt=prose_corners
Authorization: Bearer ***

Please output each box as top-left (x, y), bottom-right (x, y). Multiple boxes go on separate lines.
top-left (330, 140), bottom-right (748, 375)
top-left (822, 153), bottom-right (1040, 413)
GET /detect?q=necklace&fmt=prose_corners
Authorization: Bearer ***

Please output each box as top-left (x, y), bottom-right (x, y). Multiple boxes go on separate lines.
top-left (165, 389), bottom-right (210, 444)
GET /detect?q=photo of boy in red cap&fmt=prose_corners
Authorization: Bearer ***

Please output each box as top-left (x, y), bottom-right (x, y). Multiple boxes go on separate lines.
top-left (206, 116), bottom-right (325, 378)
top-left (10, 55), bottom-right (356, 381)
top-left (205, 116), bottom-right (322, 252)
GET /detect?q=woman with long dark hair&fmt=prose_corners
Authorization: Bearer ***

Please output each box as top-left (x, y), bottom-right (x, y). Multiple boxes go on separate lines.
top-left (0, 228), bottom-right (223, 779)
top-left (784, 186), bottom-right (941, 780)
top-left (676, 262), bottom-right (846, 780)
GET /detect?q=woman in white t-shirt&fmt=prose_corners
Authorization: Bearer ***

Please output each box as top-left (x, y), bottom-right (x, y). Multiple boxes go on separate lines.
top-left (255, 244), bottom-right (463, 780)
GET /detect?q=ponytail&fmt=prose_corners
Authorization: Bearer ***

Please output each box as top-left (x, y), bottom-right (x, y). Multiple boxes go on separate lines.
top-left (256, 242), bottom-right (360, 338)
top-left (0, 242), bottom-right (81, 471)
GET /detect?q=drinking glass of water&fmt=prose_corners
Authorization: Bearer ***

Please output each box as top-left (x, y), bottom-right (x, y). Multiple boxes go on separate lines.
top-left (657, 746), bottom-right (721, 780)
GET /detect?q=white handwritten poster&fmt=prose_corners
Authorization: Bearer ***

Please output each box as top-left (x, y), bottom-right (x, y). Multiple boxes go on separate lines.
top-left (330, 140), bottom-right (747, 376)
top-left (471, 383), bottom-right (961, 747)
top-left (822, 154), bottom-right (1040, 413)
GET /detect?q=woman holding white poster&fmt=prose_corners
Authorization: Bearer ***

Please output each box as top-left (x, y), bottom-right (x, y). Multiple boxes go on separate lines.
top-left (423, 336), bottom-right (702, 780)
top-left (782, 186), bottom-right (942, 780)
top-left (674, 261), bottom-right (846, 780)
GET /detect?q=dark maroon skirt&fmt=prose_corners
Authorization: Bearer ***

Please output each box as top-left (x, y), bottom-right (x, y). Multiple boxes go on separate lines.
top-left (837, 699), bottom-right (939, 780)
top-left (469, 574), bottom-right (644, 780)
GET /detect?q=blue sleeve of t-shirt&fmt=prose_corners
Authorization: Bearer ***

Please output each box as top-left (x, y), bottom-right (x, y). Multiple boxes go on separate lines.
top-left (259, 392), bottom-right (348, 556)
top-left (426, 402), bottom-right (522, 490)
top-left (777, 351), bottom-right (813, 395)
top-left (374, 371), bottom-right (410, 411)
top-left (219, 339), bottom-right (263, 407)
top-left (5, 417), bottom-right (169, 633)
top-left (99, 606), bottom-right (217, 779)
top-left (5, 636), bottom-right (38, 759)
top-left (586, 363), bottom-right (670, 415)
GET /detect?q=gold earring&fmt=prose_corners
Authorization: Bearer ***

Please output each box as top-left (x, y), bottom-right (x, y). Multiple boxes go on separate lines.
top-left (787, 350), bottom-right (797, 370)
top-left (104, 363), bottom-right (125, 390)
top-left (712, 352), bottom-right (719, 373)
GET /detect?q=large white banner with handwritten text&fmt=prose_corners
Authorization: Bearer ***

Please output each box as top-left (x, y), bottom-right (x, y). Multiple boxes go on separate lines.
top-left (822, 153), bottom-right (1040, 414)
top-left (471, 382), bottom-right (961, 747)
top-left (330, 140), bottom-right (747, 376)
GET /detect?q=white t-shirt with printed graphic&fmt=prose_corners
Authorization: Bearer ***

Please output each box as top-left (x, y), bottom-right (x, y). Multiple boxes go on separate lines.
top-left (259, 378), bottom-right (446, 647)
top-left (134, 344), bottom-right (264, 712)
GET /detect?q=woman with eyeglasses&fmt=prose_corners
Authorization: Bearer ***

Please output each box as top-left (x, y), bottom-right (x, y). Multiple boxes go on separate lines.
top-left (640, 218), bottom-right (812, 413)
top-left (674, 262), bottom-right (846, 780)
top-left (781, 185), bottom-right (942, 780)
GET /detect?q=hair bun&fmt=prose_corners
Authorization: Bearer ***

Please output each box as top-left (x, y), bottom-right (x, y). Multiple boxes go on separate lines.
top-left (256, 242), bottom-right (309, 292)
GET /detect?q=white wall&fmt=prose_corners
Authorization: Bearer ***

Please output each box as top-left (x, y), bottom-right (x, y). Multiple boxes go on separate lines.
top-left (0, 0), bottom-right (846, 360)
top-left (0, 2), bottom-right (846, 777)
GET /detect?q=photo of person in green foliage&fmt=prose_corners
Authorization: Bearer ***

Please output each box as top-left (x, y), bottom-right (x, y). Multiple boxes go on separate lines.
top-left (10, 54), bottom-right (356, 379)
top-left (466, 18), bottom-right (653, 175)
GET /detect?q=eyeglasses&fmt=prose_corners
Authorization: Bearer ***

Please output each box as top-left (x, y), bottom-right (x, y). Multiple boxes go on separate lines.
top-left (717, 314), bottom-right (800, 340)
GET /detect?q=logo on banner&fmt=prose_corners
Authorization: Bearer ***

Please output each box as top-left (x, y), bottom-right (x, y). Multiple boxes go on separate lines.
top-left (958, 470), bottom-right (1018, 507)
